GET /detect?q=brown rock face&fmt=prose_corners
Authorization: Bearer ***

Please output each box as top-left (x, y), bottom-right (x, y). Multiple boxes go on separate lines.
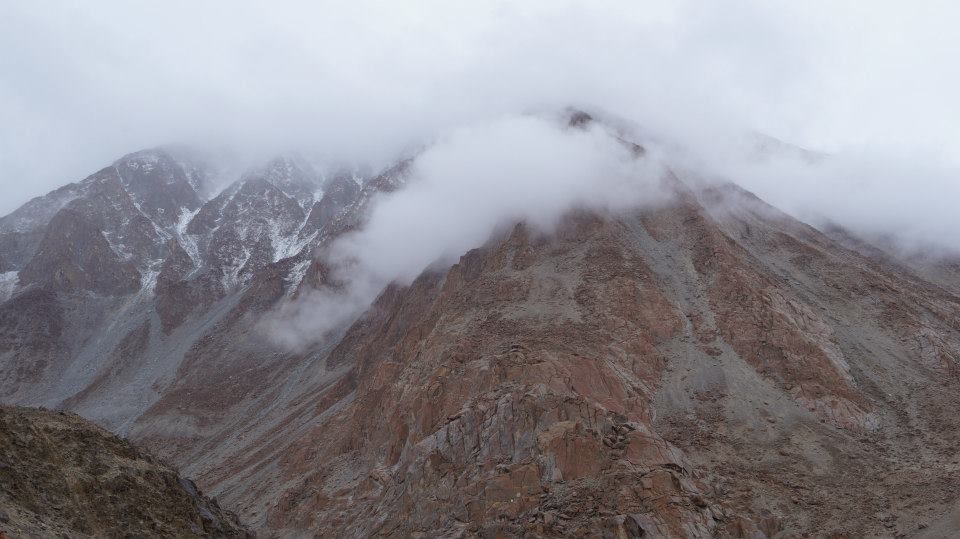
top-left (155, 239), bottom-right (200, 333)
top-left (0, 406), bottom-right (248, 538)
top-left (0, 288), bottom-right (64, 387)
top-left (19, 208), bottom-right (141, 295)
top-left (221, 213), bottom-right (756, 538)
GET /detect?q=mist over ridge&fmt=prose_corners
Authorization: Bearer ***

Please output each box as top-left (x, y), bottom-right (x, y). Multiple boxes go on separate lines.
top-left (2, 1), bottom-right (959, 259)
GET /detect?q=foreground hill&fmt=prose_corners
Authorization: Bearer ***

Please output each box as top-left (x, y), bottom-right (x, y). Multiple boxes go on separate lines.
top-left (0, 405), bottom-right (248, 537)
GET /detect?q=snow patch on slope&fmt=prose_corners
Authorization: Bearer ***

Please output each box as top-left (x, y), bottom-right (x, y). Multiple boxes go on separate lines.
top-left (223, 247), bottom-right (252, 289)
top-left (270, 218), bottom-right (314, 262)
top-left (124, 152), bottom-right (159, 173)
top-left (0, 271), bottom-right (18, 302)
top-left (138, 269), bottom-right (160, 296)
top-left (285, 260), bottom-right (312, 297)
top-left (101, 229), bottom-right (134, 263)
top-left (175, 207), bottom-right (202, 265)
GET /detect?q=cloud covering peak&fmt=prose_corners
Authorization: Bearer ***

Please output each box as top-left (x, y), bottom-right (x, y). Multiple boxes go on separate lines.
top-left (2, 1), bottom-right (959, 257)
top-left (262, 113), bottom-right (669, 349)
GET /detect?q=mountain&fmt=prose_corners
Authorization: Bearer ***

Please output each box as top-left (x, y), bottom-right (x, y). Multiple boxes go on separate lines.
top-left (2, 116), bottom-right (960, 537)
top-left (0, 405), bottom-right (248, 537)
top-left (0, 147), bottom-right (388, 424)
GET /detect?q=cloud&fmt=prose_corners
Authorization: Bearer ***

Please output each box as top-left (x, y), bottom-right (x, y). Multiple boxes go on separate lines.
top-left (4, 1), bottom-right (958, 210)
top-left (261, 113), bottom-right (669, 348)
top-left (703, 144), bottom-right (960, 254)
top-left (3, 0), bottom-right (960, 328)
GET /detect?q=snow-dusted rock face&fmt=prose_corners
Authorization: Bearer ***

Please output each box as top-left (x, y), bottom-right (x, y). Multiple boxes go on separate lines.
top-left (0, 149), bottom-right (205, 276)
top-left (115, 149), bottom-right (203, 229)
top-left (185, 156), bottom-right (324, 272)
top-left (0, 271), bottom-right (16, 302)
top-left (258, 155), bottom-right (318, 210)
top-left (0, 148), bottom-right (393, 408)
top-left (300, 173), bottom-right (360, 241)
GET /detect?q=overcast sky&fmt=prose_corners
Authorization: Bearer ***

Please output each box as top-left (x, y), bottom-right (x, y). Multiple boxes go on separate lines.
top-left (1, 1), bottom-right (959, 231)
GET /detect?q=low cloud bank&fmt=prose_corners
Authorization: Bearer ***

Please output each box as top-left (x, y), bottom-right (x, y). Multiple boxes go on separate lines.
top-left (261, 114), bottom-right (670, 350)
top-left (684, 137), bottom-right (960, 256)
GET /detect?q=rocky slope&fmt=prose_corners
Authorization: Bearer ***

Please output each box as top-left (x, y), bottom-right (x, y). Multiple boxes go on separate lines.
top-left (1, 115), bottom-right (960, 537)
top-left (172, 179), bottom-right (960, 538)
top-left (0, 405), bottom-right (247, 537)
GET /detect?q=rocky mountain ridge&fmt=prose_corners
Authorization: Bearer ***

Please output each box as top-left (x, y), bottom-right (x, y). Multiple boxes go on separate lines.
top-left (2, 115), bottom-right (960, 537)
